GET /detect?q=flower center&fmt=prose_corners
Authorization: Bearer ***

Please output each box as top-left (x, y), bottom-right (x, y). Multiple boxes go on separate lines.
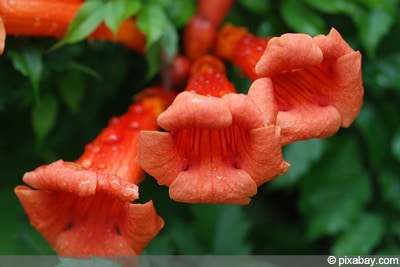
top-left (272, 65), bottom-right (331, 111)
top-left (175, 125), bottom-right (248, 171)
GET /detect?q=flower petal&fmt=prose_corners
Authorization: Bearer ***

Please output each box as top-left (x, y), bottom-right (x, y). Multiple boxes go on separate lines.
top-left (22, 160), bottom-right (138, 200)
top-left (255, 33), bottom-right (323, 77)
top-left (237, 126), bottom-right (290, 185)
top-left (157, 91), bottom-right (232, 131)
top-left (137, 131), bottom-right (185, 186)
top-left (169, 165), bottom-right (258, 205)
top-left (277, 105), bottom-right (342, 145)
top-left (328, 51), bottom-right (363, 127)
top-left (314, 28), bottom-right (354, 62)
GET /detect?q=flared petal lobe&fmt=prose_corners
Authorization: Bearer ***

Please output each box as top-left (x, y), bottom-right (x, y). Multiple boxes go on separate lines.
top-left (15, 160), bottom-right (163, 256)
top-left (254, 28), bottom-right (363, 144)
top-left (138, 78), bottom-right (289, 204)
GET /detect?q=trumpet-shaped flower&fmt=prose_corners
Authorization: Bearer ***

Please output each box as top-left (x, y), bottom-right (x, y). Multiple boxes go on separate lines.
top-left (138, 56), bottom-right (289, 204)
top-left (215, 25), bottom-right (363, 145)
top-left (14, 87), bottom-right (173, 256)
top-left (255, 28), bottom-right (363, 144)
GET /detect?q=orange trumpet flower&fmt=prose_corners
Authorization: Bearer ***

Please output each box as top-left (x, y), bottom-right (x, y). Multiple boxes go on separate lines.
top-left (14, 86), bottom-right (174, 256)
top-left (215, 25), bottom-right (363, 145)
top-left (0, 0), bottom-right (145, 53)
top-left (255, 28), bottom-right (364, 145)
top-left (138, 56), bottom-right (289, 204)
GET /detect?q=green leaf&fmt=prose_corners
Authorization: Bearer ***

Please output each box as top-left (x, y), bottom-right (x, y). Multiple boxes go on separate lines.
top-left (355, 102), bottom-right (391, 168)
top-left (281, 0), bottom-right (326, 35)
top-left (355, 8), bottom-right (395, 58)
top-left (168, 218), bottom-right (205, 254)
top-left (51, 1), bottom-right (106, 50)
top-left (304, 0), bottom-right (360, 14)
top-left (163, 0), bottom-right (196, 27)
top-left (238, 0), bottom-right (270, 15)
top-left (58, 72), bottom-right (86, 113)
top-left (161, 19), bottom-right (178, 62)
top-left (332, 213), bottom-right (385, 254)
top-left (212, 205), bottom-right (252, 254)
top-left (299, 138), bottom-right (371, 240)
top-left (270, 139), bottom-right (325, 189)
top-left (7, 46), bottom-right (43, 101)
top-left (31, 94), bottom-right (58, 141)
top-left (144, 41), bottom-right (162, 80)
top-left (190, 205), bottom-right (252, 254)
top-left (137, 4), bottom-right (168, 48)
top-left (363, 53), bottom-right (400, 92)
top-left (104, 0), bottom-right (141, 34)
top-left (378, 171), bottom-right (400, 211)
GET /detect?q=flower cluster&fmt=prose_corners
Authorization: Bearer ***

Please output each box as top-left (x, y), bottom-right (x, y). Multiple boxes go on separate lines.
top-left (4, 0), bottom-right (363, 258)
top-left (138, 25), bottom-right (364, 204)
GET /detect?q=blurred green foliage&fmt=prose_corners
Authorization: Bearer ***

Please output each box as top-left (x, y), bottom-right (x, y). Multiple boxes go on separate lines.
top-left (1, 0), bottom-right (400, 256)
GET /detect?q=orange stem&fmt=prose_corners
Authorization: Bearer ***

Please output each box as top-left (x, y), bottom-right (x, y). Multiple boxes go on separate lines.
top-left (0, 0), bottom-right (145, 53)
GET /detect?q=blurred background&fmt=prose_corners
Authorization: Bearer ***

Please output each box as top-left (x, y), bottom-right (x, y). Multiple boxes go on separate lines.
top-left (1, 0), bottom-right (400, 255)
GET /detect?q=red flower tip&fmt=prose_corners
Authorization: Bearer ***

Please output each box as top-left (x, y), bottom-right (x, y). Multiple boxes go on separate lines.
top-left (213, 24), bottom-right (250, 61)
top-left (186, 55), bottom-right (236, 97)
top-left (137, 78), bottom-right (288, 204)
top-left (161, 54), bottom-right (192, 90)
top-left (213, 24), bottom-right (270, 80)
top-left (15, 160), bottom-right (164, 256)
top-left (253, 28), bottom-right (364, 144)
top-left (232, 34), bottom-right (269, 80)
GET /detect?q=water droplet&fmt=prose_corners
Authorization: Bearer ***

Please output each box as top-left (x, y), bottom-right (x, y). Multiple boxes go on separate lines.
top-left (102, 132), bottom-right (120, 145)
top-left (109, 117), bottom-right (120, 125)
top-left (97, 163), bottom-right (106, 170)
top-left (216, 175), bottom-right (225, 180)
top-left (129, 121), bottom-right (140, 129)
top-left (92, 146), bottom-right (101, 153)
top-left (130, 104), bottom-right (143, 114)
top-left (81, 159), bottom-right (92, 168)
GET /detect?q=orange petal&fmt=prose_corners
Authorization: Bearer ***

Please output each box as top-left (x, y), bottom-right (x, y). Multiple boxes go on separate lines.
top-left (277, 105), bottom-right (342, 145)
top-left (137, 131), bottom-right (185, 186)
top-left (255, 33), bottom-right (323, 77)
top-left (327, 51), bottom-right (363, 127)
top-left (157, 91), bottom-right (233, 131)
top-left (314, 28), bottom-right (354, 63)
top-left (22, 160), bottom-right (138, 200)
top-left (169, 164), bottom-right (258, 205)
top-left (238, 126), bottom-right (290, 185)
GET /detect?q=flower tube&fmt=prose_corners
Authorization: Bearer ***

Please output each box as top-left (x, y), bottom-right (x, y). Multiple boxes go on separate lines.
top-left (14, 86), bottom-right (174, 256)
